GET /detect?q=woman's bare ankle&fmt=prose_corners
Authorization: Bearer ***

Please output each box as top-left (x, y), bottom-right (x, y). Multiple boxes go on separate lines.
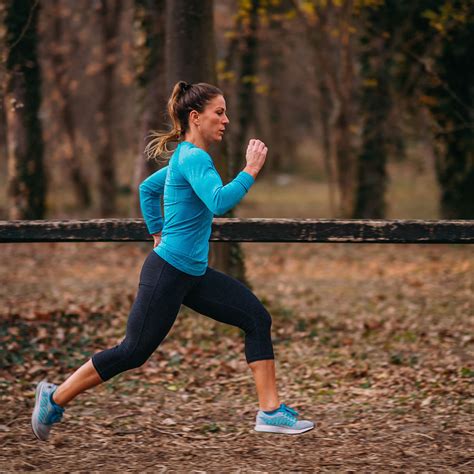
top-left (52, 389), bottom-right (66, 407)
top-left (260, 402), bottom-right (280, 412)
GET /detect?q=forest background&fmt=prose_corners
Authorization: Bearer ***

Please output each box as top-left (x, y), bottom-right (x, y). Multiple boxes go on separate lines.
top-left (2, 0), bottom-right (473, 224)
top-left (1, 1), bottom-right (473, 471)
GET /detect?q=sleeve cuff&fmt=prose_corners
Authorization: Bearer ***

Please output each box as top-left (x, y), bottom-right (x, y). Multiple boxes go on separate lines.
top-left (236, 171), bottom-right (255, 191)
top-left (146, 219), bottom-right (163, 234)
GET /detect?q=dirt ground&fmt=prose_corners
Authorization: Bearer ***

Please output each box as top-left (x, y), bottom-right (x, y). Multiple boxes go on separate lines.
top-left (0, 241), bottom-right (473, 472)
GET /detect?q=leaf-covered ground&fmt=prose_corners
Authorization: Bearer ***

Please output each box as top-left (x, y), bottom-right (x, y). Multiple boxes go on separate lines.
top-left (0, 240), bottom-right (472, 471)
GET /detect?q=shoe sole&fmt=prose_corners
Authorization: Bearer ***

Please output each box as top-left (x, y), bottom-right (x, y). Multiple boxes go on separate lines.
top-left (31, 380), bottom-right (47, 441)
top-left (254, 424), bottom-right (314, 435)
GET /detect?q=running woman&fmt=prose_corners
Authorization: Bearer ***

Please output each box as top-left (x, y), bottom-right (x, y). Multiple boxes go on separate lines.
top-left (31, 81), bottom-right (314, 440)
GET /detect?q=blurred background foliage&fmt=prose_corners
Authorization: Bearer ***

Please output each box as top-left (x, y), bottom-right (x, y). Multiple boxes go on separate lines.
top-left (1, 0), bottom-right (473, 221)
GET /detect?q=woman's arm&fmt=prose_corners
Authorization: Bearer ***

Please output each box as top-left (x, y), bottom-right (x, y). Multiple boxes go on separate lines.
top-left (180, 149), bottom-right (254, 215)
top-left (139, 166), bottom-right (168, 234)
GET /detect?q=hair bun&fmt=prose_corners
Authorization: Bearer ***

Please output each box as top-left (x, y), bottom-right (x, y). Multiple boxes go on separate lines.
top-left (180, 81), bottom-right (192, 94)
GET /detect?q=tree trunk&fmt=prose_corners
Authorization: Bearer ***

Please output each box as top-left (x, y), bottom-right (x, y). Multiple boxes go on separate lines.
top-left (50, 0), bottom-right (91, 208)
top-left (318, 78), bottom-right (337, 215)
top-left (131, 0), bottom-right (166, 215)
top-left (97, 0), bottom-right (122, 217)
top-left (5, 0), bottom-right (47, 219)
top-left (165, 0), bottom-right (247, 282)
top-left (333, 5), bottom-right (356, 218)
top-left (0, 2), bottom-right (7, 185)
top-left (230, 0), bottom-right (259, 176)
top-left (429, 9), bottom-right (474, 219)
top-left (435, 134), bottom-right (474, 218)
top-left (259, 0), bottom-right (290, 175)
top-left (304, 4), bottom-right (339, 217)
top-left (353, 9), bottom-right (392, 219)
top-left (165, 0), bottom-right (215, 87)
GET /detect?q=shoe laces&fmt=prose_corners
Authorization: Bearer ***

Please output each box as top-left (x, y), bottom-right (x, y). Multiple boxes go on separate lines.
top-left (46, 404), bottom-right (64, 425)
top-left (280, 403), bottom-right (299, 418)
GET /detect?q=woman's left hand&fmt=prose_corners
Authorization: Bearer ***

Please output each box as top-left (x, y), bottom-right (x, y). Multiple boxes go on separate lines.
top-left (152, 232), bottom-right (162, 248)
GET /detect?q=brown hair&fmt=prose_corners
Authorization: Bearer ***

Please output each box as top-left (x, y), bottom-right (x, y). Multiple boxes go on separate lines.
top-left (145, 81), bottom-right (223, 161)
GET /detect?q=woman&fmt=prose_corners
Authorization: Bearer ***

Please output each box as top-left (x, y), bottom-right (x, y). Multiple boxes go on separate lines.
top-left (31, 81), bottom-right (314, 440)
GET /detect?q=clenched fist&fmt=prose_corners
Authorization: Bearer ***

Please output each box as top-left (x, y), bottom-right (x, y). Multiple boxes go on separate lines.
top-left (244, 139), bottom-right (268, 178)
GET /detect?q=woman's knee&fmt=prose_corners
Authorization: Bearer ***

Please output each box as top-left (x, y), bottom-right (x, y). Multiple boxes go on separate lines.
top-left (103, 342), bottom-right (153, 373)
top-left (260, 309), bottom-right (272, 329)
top-left (244, 307), bottom-right (272, 334)
top-left (120, 349), bottom-right (152, 371)
top-left (92, 344), bottom-right (153, 381)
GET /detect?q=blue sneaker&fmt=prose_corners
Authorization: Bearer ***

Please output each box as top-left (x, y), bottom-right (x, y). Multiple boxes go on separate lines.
top-left (31, 380), bottom-right (65, 441)
top-left (255, 403), bottom-right (314, 435)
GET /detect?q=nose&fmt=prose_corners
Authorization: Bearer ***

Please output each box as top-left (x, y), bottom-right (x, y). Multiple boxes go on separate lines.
top-left (223, 114), bottom-right (230, 125)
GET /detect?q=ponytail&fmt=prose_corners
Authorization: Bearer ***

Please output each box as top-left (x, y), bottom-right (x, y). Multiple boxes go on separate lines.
top-left (144, 81), bottom-right (223, 162)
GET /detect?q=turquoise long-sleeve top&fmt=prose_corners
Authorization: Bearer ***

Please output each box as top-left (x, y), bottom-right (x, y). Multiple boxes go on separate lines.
top-left (139, 140), bottom-right (255, 276)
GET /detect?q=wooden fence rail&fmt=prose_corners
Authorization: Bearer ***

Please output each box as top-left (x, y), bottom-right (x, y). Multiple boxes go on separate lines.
top-left (0, 218), bottom-right (473, 243)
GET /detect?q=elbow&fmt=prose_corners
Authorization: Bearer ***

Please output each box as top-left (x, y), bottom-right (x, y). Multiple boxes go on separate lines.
top-left (213, 203), bottom-right (231, 216)
top-left (139, 180), bottom-right (162, 198)
top-left (139, 181), bottom-right (154, 200)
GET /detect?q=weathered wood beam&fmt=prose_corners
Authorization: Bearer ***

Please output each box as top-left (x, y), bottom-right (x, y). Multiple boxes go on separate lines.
top-left (0, 218), bottom-right (473, 243)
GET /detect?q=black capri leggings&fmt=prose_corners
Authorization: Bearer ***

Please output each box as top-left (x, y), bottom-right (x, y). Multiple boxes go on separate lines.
top-left (92, 251), bottom-right (275, 381)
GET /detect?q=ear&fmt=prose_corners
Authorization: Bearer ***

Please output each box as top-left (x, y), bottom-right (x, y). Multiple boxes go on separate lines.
top-left (189, 109), bottom-right (200, 126)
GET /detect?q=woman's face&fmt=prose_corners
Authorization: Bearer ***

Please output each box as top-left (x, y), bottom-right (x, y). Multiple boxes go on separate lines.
top-left (195, 95), bottom-right (229, 143)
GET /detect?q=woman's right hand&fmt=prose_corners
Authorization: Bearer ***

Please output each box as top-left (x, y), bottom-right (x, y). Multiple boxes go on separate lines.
top-left (152, 232), bottom-right (161, 248)
top-left (244, 139), bottom-right (268, 178)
